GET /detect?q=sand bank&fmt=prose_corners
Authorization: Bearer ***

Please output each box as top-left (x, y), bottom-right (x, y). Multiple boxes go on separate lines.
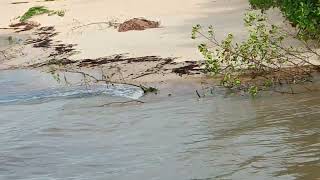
top-left (0, 0), bottom-right (250, 64)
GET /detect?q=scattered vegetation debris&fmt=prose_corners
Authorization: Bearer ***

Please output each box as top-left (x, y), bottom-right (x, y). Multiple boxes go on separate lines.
top-left (77, 55), bottom-right (175, 67)
top-left (11, 1), bottom-right (29, 4)
top-left (38, 58), bottom-right (76, 66)
top-left (118, 18), bottom-right (160, 32)
top-left (25, 26), bottom-right (56, 48)
top-left (31, 54), bottom-right (175, 71)
top-left (20, 6), bottom-right (50, 22)
top-left (140, 85), bottom-right (158, 94)
top-left (95, 100), bottom-right (145, 107)
top-left (21, 22), bottom-right (203, 84)
top-left (71, 18), bottom-right (158, 32)
top-left (8, 21), bottom-right (40, 32)
top-left (50, 44), bottom-right (76, 57)
top-left (25, 26), bottom-right (77, 59)
top-left (19, 6), bottom-right (65, 22)
top-left (172, 61), bottom-right (203, 76)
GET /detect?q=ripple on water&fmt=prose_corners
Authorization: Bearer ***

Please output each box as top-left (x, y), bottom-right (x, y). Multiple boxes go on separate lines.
top-left (0, 84), bottom-right (143, 104)
top-left (0, 70), bottom-right (143, 104)
top-left (0, 70), bottom-right (319, 180)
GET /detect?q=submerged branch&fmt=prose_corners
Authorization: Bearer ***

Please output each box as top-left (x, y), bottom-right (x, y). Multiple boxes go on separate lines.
top-left (95, 100), bottom-right (145, 107)
top-left (56, 68), bottom-right (143, 89)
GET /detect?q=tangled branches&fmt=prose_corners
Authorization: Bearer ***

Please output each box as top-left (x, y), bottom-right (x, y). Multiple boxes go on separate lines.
top-left (192, 11), bottom-right (320, 96)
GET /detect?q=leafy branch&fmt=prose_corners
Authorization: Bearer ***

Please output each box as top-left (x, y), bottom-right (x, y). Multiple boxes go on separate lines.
top-left (192, 11), bottom-right (319, 96)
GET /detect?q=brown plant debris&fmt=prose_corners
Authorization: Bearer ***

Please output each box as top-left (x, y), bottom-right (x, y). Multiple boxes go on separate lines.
top-left (78, 55), bottom-right (174, 67)
top-left (11, 1), bottom-right (29, 4)
top-left (24, 26), bottom-right (76, 57)
top-left (172, 61), bottom-right (203, 76)
top-left (30, 53), bottom-right (203, 81)
top-left (118, 18), bottom-right (160, 32)
top-left (23, 24), bottom-right (203, 82)
top-left (95, 100), bottom-right (145, 107)
top-left (7, 21), bottom-right (40, 32)
top-left (32, 54), bottom-right (175, 67)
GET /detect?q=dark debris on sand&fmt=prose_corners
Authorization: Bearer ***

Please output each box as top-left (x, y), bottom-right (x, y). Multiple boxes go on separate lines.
top-left (24, 24), bottom-right (203, 80)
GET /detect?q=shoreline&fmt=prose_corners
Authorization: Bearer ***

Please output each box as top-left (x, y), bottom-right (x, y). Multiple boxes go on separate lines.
top-left (0, 0), bottom-right (250, 72)
top-left (0, 24), bottom-right (207, 83)
top-left (0, 0), bottom-right (319, 93)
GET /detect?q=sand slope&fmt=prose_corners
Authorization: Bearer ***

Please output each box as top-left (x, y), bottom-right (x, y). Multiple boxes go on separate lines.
top-left (0, 0), bottom-right (250, 63)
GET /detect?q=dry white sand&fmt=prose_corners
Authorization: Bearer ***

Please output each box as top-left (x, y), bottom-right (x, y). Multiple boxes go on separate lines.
top-left (0, 0), bottom-right (250, 64)
top-left (1, 0), bottom-right (319, 83)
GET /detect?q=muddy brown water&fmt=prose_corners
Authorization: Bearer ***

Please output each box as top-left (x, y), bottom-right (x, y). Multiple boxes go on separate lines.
top-left (0, 69), bottom-right (319, 180)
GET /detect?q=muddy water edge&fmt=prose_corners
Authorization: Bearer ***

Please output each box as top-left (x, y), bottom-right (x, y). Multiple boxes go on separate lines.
top-left (0, 68), bottom-right (319, 180)
top-left (0, 16), bottom-right (320, 180)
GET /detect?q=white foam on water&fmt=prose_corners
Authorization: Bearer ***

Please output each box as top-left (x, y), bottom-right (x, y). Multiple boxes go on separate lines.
top-left (0, 84), bottom-right (144, 104)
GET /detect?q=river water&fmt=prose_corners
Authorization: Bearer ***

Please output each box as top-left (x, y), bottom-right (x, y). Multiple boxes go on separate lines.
top-left (0, 70), bottom-right (319, 180)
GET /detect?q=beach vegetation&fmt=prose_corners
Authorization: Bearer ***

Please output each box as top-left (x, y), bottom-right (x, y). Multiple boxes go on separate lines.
top-left (249, 0), bottom-right (320, 40)
top-left (192, 11), bottom-right (319, 96)
top-left (20, 6), bottom-right (65, 22)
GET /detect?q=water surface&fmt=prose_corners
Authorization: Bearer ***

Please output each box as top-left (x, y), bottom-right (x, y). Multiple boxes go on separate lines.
top-left (0, 70), bottom-right (319, 180)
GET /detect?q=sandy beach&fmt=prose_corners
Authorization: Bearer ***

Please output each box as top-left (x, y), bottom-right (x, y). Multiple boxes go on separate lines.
top-left (2, 0), bottom-right (318, 84)
top-left (0, 0), bottom-right (250, 66)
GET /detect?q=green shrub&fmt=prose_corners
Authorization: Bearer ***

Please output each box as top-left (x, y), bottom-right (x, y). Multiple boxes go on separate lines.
top-left (192, 11), bottom-right (315, 96)
top-left (249, 0), bottom-right (320, 40)
top-left (249, 0), bottom-right (275, 10)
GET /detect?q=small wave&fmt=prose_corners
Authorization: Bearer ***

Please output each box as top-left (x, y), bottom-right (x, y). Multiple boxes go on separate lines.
top-left (0, 84), bottom-right (143, 104)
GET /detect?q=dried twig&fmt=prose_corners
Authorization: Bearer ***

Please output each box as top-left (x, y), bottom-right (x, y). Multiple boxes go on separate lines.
top-left (71, 21), bottom-right (120, 31)
top-left (95, 100), bottom-right (145, 107)
top-left (55, 68), bottom-right (143, 89)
